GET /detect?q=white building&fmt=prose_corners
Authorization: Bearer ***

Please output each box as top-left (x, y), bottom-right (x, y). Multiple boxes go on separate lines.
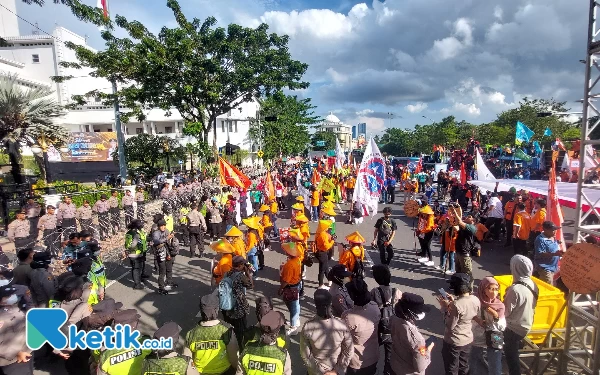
top-left (317, 112), bottom-right (352, 151)
top-left (0, 0), bottom-right (259, 166)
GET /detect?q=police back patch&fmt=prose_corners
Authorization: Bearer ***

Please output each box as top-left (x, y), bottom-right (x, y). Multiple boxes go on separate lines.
top-left (109, 349), bottom-right (143, 365)
top-left (248, 360), bottom-right (277, 373)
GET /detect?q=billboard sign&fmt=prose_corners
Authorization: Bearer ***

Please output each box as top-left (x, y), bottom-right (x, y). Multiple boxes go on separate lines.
top-left (51, 132), bottom-right (118, 163)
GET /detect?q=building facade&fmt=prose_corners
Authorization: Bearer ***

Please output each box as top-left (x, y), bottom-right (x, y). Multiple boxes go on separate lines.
top-left (317, 112), bottom-right (352, 151)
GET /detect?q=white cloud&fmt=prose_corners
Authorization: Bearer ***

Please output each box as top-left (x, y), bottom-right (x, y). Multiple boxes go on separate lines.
top-left (326, 68), bottom-right (348, 83)
top-left (348, 3), bottom-right (369, 20)
top-left (453, 103), bottom-right (481, 116)
top-left (494, 6), bottom-right (503, 20)
top-left (427, 18), bottom-right (473, 61)
top-left (356, 109), bottom-right (374, 116)
top-left (405, 102), bottom-right (428, 113)
top-left (259, 9), bottom-right (352, 39)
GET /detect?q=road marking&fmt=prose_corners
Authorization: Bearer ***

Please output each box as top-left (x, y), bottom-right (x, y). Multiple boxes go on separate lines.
top-left (106, 271), bottom-right (129, 289)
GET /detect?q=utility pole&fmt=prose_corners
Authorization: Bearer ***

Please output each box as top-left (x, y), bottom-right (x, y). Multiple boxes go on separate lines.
top-left (112, 79), bottom-right (128, 181)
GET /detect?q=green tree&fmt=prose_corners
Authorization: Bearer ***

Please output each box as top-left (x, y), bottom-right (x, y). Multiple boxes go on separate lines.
top-left (0, 75), bottom-right (66, 183)
top-left (248, 92), bottom-right (318, 160)
top-left (115, 134), bottom-right (184, 175)
top-left (22, 0), bottom-right (112, 28)
top-left (311, 131), bottom-right (338, 151)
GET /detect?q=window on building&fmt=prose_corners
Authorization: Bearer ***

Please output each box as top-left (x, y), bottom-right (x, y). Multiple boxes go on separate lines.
top-left (84, 125), bottom-right (90, 132)
top-left (165, 126), bottom-right (173, 133)
top-left (227, 121), bottom-right (236, 133)
top-left (222, 121), bottom-right (225, 132)
top-left (32, 54), bottom-right (39, 63)
top-left (136, 128), bottom-right (143, 134)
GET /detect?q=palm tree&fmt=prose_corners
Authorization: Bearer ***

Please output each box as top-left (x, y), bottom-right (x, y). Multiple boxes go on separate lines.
top-left (0, 74), bottom-right (66, 183)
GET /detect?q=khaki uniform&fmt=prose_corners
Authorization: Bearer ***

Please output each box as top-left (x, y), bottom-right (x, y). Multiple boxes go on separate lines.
top-left (93, 200), bottom-right (111, 240)
top-left (38, 214), bottom-right (59, 257)
top-left (29, 268), bottom-right (57, 307)
top-left (23, 202), bottom-right (41, 239)
top-left (122, 194), bottom-right (135, 227)
top-left (160, 188), bottom-right (170, 199)
top-left (57, 202), bottom-right (77, 240)
top-left (7, 219), bottom-right (32, 251)
top-left (330, 283), bottom-right (354, 318)
top-left (341, 302), bottom-right (381, 371)
top-left (135, 191), bottom-right (145, 220)
top-left (107, 196), bottom-right (120, 234)
top-left (187, 210), bottom-right (206, 257)
top-left (76, 205), bottom-right (93, 233)
top-left (0, 305), bottom-right (32, 371)
top-left (300, 315), bottom-right (354, 375)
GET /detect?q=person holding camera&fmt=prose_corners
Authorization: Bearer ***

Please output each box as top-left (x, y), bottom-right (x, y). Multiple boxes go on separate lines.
top-left (372, 207), bottom-right (397, 265)
top-left (448, 205), bottom-right (477, 287)
top-left (152, 220), bottom-right (175, 295)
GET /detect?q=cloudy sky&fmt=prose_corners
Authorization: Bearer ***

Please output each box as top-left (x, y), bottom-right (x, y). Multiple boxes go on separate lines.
top-left (16, 0), bottom-right (588, 134)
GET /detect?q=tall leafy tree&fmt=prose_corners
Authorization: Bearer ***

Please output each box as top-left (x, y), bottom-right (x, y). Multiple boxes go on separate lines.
top-left (248, 92), bottom-right (318, 160)
top-left (22, 0), bottom-right (112, 28)
top-left (311, 131), bottom-right (338, 152)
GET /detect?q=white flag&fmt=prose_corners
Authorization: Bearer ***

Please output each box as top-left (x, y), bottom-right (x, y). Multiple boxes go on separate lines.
top-left (352, 137), bottom-right (386, 216)
top-left (474, 149), bottom-right (496, 181)
top-left (561, 153), bottom-right (572, 179)
top-left (335, 138), bottom-right (346, 169)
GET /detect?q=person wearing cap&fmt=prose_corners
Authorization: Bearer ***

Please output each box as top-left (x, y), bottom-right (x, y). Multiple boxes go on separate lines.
top-left (436, 273), bottom-right (480, 375)
top-left (153, 219), bottom-right (176, 294)
top-left (121, 189), bottom-right (135, 228)
top-left (0, 285), bottom-right (33, 375)
top-left (93, 194), bottom-right (111, 240)
top-left (135, 186), bottom-right (146, 220)
top-left (279, 242), bottom-right (303, 335)
top-left (315, 220), bottom-right (335, 288)
top-left (97, 309), bottom-right (152, 375)
top-left (208, 197), bottom-right (223, 241)
top-left (512, 202), bottom-right (531, 256)
top-left (225, 226), bottom-right (246, 258)
top-left (185, 293), bottom-right (241, 375)
top-left (259, 204), bottom-right (274, 238)
top-left (87, 240), bottom-right (106, 301)
top-left (503, 193), bottom-right (520, 247)
top-left (211, 239), bottom-right (235, 285)
top-left (372, 207), bottom-right (397, 266)
top-left (107, 190), bottom-right (121, 235)
top-left (300, 289), bottom-right (354, 375)
top-left (142, 322), bottom-right (196, 375)
top-left (448, 205), bottom-right (477, 287)
top-left (309, 186), bottom-right (320, 222)
top-left (485, 191), bottom-right (504, 241)
top-left (76, 199), bottom-right (94, 234)
top-left (29, 251), bottom-right (57, 307)
top-left (241, 310), bottom-right (292, 375)
top-left (57, 195), bottom-right (77, 241)
top-left (38, 205), bottom-right (60, 258)
top-left (415, 204), bottom-right (435, 266)
top-left (124, 219), bottom-right (151, 290)
top-left (327, 264), bottom-right (354, 317)
top-left (244, 297), bottom-right (287, 349)
top-left (342, 278), bottom-right (381, 375)
top-left (533, 221), bottom-right (564, 286)
top-left (243, 217), bottom-right (260, 278)
top-left (13, 247), bottom-right (34, 288)
top-left (23, 197), bottom-right (41, 240)
top-left (0, 267), bottom-right (34, 311)
top-left (188, 203), bottom-right (208, 258)
top-left (389, 292), bottom-right (432, 375)
top-left (340, 231), bottom-right (365, 278)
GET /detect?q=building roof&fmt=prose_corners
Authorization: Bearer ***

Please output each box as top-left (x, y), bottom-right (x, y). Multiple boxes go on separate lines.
top-left (324, 112), bottom-right (341, 124)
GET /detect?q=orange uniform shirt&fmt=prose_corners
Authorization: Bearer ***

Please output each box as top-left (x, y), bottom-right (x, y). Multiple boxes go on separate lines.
top-left (441, 230), bottom-right (457, 252)
top-left (270, 202), bottom-right (278, 215)
top-left (346, 177), bottom-right (356, 189)
top-left (213, 254), bottom-right (232, 285)
top-left (339, 245), bottom-right (364, 273)
top-left (261, 213), bottom-right (273, 228)
top-left (232, 237), bottom-right (246, 257)
top-left (513, 211), bottom-right (532, 240)
top-left (281, 257), bottom-right (302, 285)
top-left (246, 231), bottom-right (258, 252)
top-left (475, 223), bottom-right (488, 242)
top-left (311, 191), bottom-right (320, 207)
top-left (504, 201), bottom-right (517, 220)
top-left (530, 208), bottom-right (546, 233)
top-left (316, 231), bottom-right (335, 252)
top-left (417, 214), bottom-right (435, 234)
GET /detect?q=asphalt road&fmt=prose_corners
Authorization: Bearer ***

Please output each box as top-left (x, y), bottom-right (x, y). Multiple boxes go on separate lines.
top-left (31, 193), bottom-right (578, 375)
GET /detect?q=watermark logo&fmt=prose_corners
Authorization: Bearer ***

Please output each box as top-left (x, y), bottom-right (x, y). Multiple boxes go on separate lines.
top-left (26, 308), bottom-right (172, 351)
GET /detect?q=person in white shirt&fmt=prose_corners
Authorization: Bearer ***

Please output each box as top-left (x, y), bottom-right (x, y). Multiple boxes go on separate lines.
top-left (485, 193), bottom-right (504, 241)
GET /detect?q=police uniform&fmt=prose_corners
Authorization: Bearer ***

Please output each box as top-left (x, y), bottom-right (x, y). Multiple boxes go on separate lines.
top-left (93, 198), bottom-right (111, 240)
top-left (0, 287), bottom-right (34, 375)
top-left (241, 311), bottom-right (292, 375)
top-left (187, 209), bottom-right (206, 257)
top-left (7, 216), bottom-right (32, 251)
top-left (57, 201), bottom-right (77, 240)
top-left (125, 227), bottom-right (150, 288)
top-left (107, 194), bottom-right (121, 235)
top-left (135, 189), bottom-right (146, 220)
top-left (38, 210), bottom-right (60, 257)
top-left (178, 206), bottom-right (190, 247)
top-left (29, 267), bottom-right (57, 307)
top-left (122, 193), bottom-right (135, 228)
top-left (330, 283), bottom-right (354, 318)
top-left (141, 322), bottom-right (197, 375)
top-left (23, 201), bottom-right (41, 239)
top-left (76, 204), bottom-right (93, 233)
top-left (90, 255), bottom-right (106, 302)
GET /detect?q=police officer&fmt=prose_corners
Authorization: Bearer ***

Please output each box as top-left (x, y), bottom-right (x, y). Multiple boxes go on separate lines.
top-left (124, 219), bottom-right (150, 290)
top-left (141, 322), bottom-right (197, 375)
top-left (87, 240), bottom-right (106, 301)
top-left (23, 197), bottom-right (41, 240)
top-left (38, 205), bottom-right (60, 258)
top-left (328, 265), bottom-right (354, 318)
top-left (0, 285), bottom-right (34, 375)
top-left (184, 293), bottom-right (240, 375)
top-left (244, 297), bottom-right (287, 349)
top-left (29, 252), bottom-right (57, 307)
top-left (76, 199), bottom-right (93, 233)
top-left (107, 190), bottom-right (121, 235)
top-left (7, 209), bottom-right (31, 251)
top-left (93, 194), bottom-right (111, 240)
top-left (57, 195), bottom-right (77, 240)
top-left (97, 309), bottom-right (152, 375)
top-left (135, 186), bottom-right (146, 220)
top-left (187, 203), bottom-right (207, 258)
top-left (122, 189), bottom-right (135, 228)
top-left (178, 202), bottom-right (191, 247)
top-left (241, 310), bottom-right (292, 375)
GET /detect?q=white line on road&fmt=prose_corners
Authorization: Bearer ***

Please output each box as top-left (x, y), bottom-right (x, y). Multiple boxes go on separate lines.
top-left (106, 271), bottom-right (129, 289)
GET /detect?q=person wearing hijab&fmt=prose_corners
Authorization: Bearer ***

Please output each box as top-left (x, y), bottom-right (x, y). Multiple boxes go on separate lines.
top-left (503, 255), bottom-right (539, 375)
top-left (241, 310), bottom-right (292, 375)
top-left (314, 220), bottom-right (335, 288)
top-left (389, 293), bottom-right (432, 375)
top-left (470, 277), bottom-right (506, 375)
top-left (300, 289), bottom-right (354, 375)
top-left (416, 205), bottom-right (436, 267)
top-left (244, 296), bottom-right (287, 349)
top-left (342, 278), bottom-right (381, 375)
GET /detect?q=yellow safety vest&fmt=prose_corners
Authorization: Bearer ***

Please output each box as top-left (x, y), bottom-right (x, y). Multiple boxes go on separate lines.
top-left (185, 323), bottom-right (232, 374)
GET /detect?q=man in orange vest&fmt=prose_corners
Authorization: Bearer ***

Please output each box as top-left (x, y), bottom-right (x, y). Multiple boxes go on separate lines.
top-left (503, 195), bottom-right (521, 247)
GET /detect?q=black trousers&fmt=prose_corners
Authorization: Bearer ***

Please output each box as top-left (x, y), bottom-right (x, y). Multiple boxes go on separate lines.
top-left (504, 328), bottom-right (525, 375)
top-left (486, 217), bottom-right (502, 240)
top-left (64, 348), bottom-right (89, 375)
top-left (124, 206), bottom-right (134, 228)
top-left (505, 219), bottom-right (514, 245)
top-left (513, 238), bottom-right (527, 256)
top-left (189, 226), bottom-right (203, 256)
top-left (378, 241), bottom-right (394, 265)
top-left (223, 314), bottom-right (247, 350)
top-left (78, 219), bottom-right (92, 234)
top-left (129, 256), bottom-right (149, 287)
top-left (14, 237), bottom-right (33, 251)
top-left (109, 208), bottom-right (120, 234)
top-left (0, 360), bottom-right (34, 375)
top-left (257, 246), bottom-right (265, 268)
top-left (28, 217), bottom-right (39, 239)
top-left (178, 224), bottom-right (190, 246)
top-left (315, 251), bottom-right (330, 286)
top-left (382, 341), bottom-right (392, 375)
top-left (210, 223), bottom-right (221, 240)
top-left (136, 202), bottom-right (145, 220)
top-left (97, 213), bottom-right (110, 240)
top-left (346, 362), bottom-right (377, 375)
top-left (387, 188), bottom-right (395, 203)
top-left (417, 231), bottom-right (434, 261)
top-left (157, 257), bottom-right (174, 289)
top-left (441, 341), bottom-right (471, 375)
top-left (61, 218), bottom-right (77, 241)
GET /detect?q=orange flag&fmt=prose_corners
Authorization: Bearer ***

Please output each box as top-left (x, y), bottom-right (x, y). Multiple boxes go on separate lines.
top-left (311, 169), bottom-right (321, 186)
top-left (219, 157), bottom-right (251, 189)
top-left (265, 171), bottom-right (276, 200)
top-left (547, 152), bottom-right (566, 252)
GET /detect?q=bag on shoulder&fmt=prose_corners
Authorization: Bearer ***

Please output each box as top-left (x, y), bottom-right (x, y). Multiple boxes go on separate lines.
top-left (379, 219), bottom-right (393, 237)
top-left (481, 309), bottom-right (504, 349)
top-left (377, 287), bottom-right (396, 344)
top-left (352, 253), bottom-right (365, 279)
top-left (218, 275), bottom-right (236, 311)
top-left (167, 237), bottom-right (180, 256)
top-left (303, 251), bottom-right (314, 267)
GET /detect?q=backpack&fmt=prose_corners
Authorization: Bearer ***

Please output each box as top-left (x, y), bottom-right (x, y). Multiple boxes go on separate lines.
top-left (377, 287), bottom-right (397, 344)
top-left (218, 275), bottom-right (236, 311)
top-left (352, 252), bottom-right (365, 279)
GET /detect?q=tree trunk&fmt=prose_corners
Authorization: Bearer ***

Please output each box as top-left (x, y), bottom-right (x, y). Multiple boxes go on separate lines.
top-left (4, 140), bottom-right (24, 184)
top-left (34, 153), bottom-right (46, 182)
top-left (212, 117), bottom-right (218, 163)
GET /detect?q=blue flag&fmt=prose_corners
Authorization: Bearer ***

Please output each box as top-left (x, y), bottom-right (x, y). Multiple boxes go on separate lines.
top-left (544, 127), bottom-right (552, 136)
top-left (515, 121), bottom-right (534, 145)
top-left (533, 141), bottom-right (542, 155)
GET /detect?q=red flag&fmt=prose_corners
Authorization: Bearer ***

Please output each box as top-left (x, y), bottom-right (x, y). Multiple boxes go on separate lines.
top-left (265, 171), bottom-right (276, 201)
top-left (460, 162), bottom-right (467, 184)
top-left (415, 158), bottom-right (423, 173)
top-left (97, 0), bottom-right (108, 18)
top-left (555, 138), bottom-right (567, 151)
top-left (311, 169), bottom-right (321, 186)
top-left (218, 157), bottom-right (251, 189)
top-left (547, 152), bottom-right (566, 252)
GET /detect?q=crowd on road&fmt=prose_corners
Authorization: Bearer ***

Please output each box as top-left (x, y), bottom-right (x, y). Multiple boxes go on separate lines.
top-left (0, 155), bottom-right (571, 375)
